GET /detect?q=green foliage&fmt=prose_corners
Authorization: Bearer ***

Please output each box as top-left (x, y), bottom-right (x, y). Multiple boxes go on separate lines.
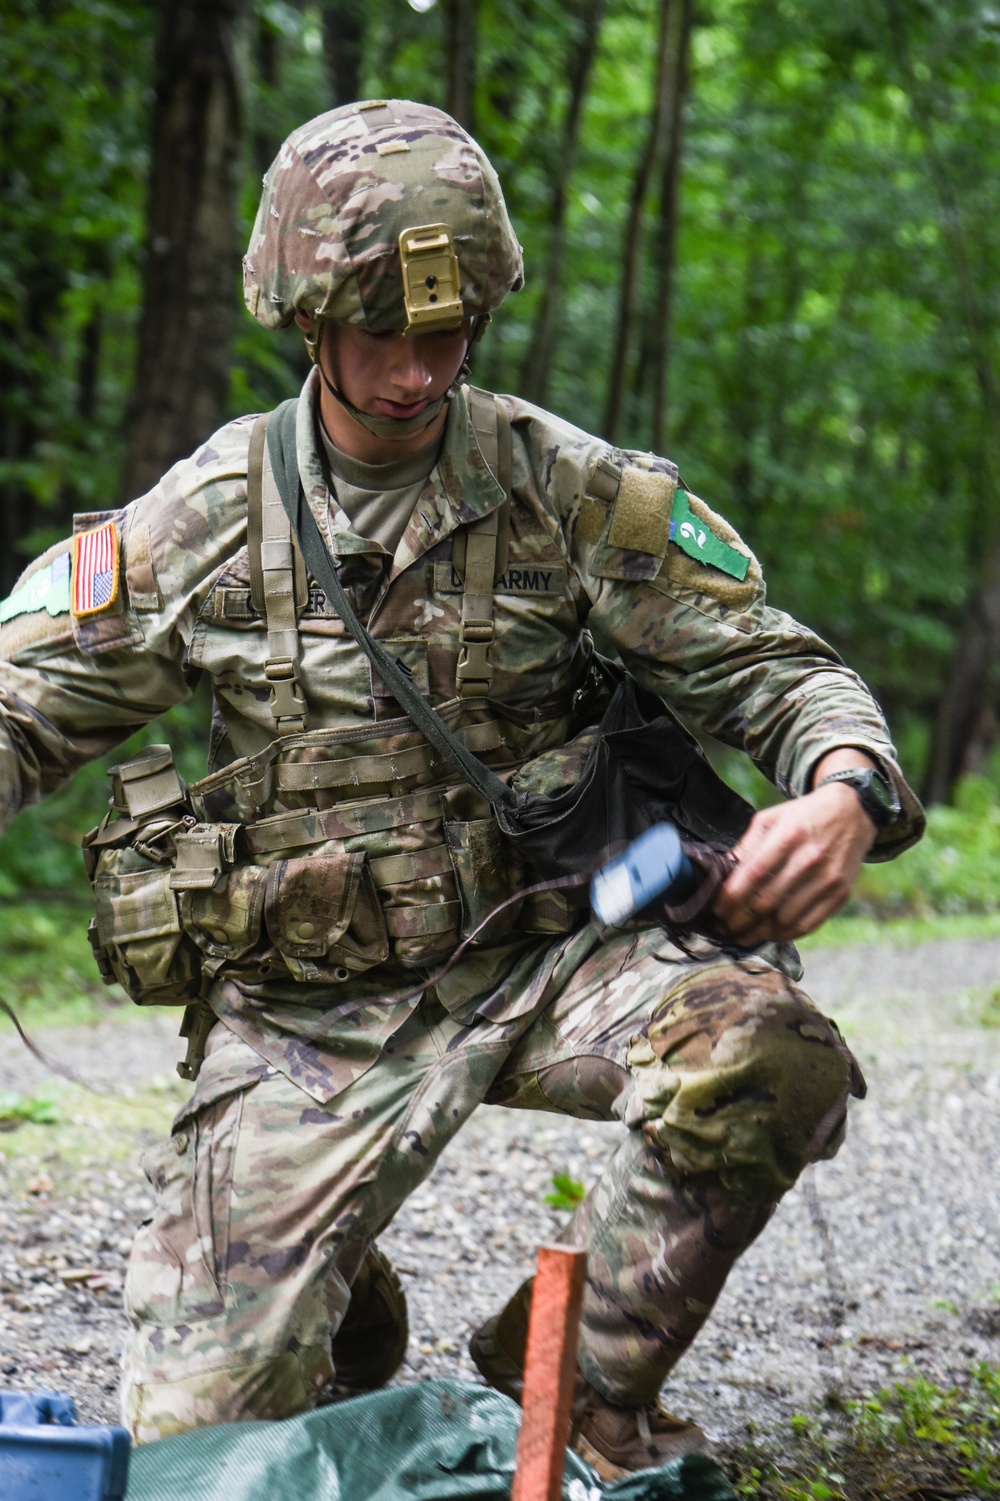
top-left (0, 0), bottom-right (154, 572)
top-left (0, 1088), bottom-right (62, 1129)
top-left (3, 0), bottom-right (1000, 820)
top-left (848, 1365), bottom-right (1000, 1495)
top-left (0, 1071), bottom-right (187, 1190)
top-left (981, 985), bottom-right (1000, 1028)
top-left (727, 1364), bottom-right (1000, 1498)
top-left (543, 1171), bottom-right (587, 1210)
top-left (799, 910), bottom-right (1000, 951)
top-left (851, 775), bottom-right (1000, 916)
top-left (0, 900), bottom-right (125, 1031)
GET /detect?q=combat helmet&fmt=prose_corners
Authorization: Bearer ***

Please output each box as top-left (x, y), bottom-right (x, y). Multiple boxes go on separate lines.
top-left (244, 99), bottom-right (523, 436)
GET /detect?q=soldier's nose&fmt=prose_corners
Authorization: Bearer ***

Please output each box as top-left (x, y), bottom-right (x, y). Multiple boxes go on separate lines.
top-left (389, 347), bottom-right (434, 395)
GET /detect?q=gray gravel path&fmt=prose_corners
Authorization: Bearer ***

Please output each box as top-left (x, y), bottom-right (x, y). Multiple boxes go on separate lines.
top-left (1, 934), bottom-right (998, 1451)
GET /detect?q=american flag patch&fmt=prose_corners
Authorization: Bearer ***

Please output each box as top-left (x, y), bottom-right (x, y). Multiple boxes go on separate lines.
top-left (71, 523), bottom-right (120, 618)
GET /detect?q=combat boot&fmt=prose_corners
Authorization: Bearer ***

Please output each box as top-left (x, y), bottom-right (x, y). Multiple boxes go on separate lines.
top-left (569, 1385), bottom-right (708, 1481)
top-left (329, 1243), bottom-right (409, 1393)
top-left (468, 1275), bottom-right (532, 1402)
top-left (469, 1276), bottom-right (707, 1477)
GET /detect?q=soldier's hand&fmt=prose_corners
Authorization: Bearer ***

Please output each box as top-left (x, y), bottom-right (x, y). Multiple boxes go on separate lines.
top-left (712, 775), bottom-right (877, 947)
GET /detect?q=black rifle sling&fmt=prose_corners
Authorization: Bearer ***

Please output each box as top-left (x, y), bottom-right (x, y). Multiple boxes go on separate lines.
top-left (265, 397), bottom-right (516, 810)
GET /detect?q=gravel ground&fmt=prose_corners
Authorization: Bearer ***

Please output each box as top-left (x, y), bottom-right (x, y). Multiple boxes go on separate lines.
top-left (1, 933), bottom-right (999, 1453)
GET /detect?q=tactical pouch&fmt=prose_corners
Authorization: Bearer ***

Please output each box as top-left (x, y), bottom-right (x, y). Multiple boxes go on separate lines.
top-left (180, 864), bottom-right (267, 974)
top-left (84, 744), bottom-right (206, 1005)
top-left (89, 844), bottom-right (202, 1005)
top-left (442, 784), bottom-right (524, 942)
top-left (495, 660), bottom-right (755, 888)
top-left (263, 853), bottom-right (389, 980)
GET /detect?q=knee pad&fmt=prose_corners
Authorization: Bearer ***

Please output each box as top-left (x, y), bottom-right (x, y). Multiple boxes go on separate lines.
top-left (627, 958), bottom-right (864, 1201)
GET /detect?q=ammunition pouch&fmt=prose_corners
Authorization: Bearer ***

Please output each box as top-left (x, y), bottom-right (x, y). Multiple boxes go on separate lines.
top-left (83, 746), bottom-right (203, 1006)
top-left (82, 695), bottom-right (595, 1006)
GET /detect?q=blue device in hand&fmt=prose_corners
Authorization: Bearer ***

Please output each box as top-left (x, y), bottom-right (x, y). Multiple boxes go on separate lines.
top-left (590, 823), bottom-right (698, 928)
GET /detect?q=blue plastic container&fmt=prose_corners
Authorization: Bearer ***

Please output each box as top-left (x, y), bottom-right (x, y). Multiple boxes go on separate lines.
top-left (590, 822), bottom-right (697, 928)
top-left (0, 1390), bottom-right (130, 1501)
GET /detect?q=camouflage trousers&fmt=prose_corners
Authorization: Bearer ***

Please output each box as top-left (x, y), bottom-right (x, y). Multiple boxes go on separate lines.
top-left (121, 928), bottom-right (863, 1441)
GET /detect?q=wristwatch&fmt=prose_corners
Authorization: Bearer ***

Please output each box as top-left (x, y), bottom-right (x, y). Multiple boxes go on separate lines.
top-left (816, 767), bottom-right (900, 831)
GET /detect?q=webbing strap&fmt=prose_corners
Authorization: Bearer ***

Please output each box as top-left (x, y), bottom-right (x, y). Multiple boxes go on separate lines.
top-left (368, 846), bottom-right (454, 885)
top-left (457, 388), bottom-right (512, 698)
top-left (273, 717), bottom-right (505, 792)
top-left (384, 900), bottom-right (463, 938)
top-left (265, 399), bottom-right (516, 810)
top-left (248, 414), bottom-right (309, 732)
top-left (247, 419), bottom-right (268, 616)
top-left (456, 509), bottom-right (499, 698)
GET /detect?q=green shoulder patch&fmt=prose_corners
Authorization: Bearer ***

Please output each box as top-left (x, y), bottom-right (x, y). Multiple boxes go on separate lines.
top-left (670, 491), bottom-right (749, 581)
top-left (0, 552), bottom-right (71, 624)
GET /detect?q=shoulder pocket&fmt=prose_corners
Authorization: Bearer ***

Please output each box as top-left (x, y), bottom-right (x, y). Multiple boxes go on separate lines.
top-left (588, 458), bottom-right (678, 583)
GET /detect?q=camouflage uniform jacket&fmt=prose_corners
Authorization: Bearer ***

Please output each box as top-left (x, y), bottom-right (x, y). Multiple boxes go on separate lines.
top-left (0, 369), bottom-right (923, 1098)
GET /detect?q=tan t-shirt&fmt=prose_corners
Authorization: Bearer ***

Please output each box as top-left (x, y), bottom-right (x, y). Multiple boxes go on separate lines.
top-left (318, 420), bottom-right (442, 557)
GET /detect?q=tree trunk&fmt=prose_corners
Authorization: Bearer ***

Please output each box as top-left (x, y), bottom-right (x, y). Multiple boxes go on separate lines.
top-left (882, 0), bottom-right (1000, 801)
top-left (76, 307), bottom-right (102, 428)
top-left (602, 0), bottom-right (675, 445)
top-left (444, 0), bottom-right (478, 131)
top-left (924, 566), bottom-right (1000, 803)
top-left (519, 0), bottom-right (607, 407)
top-left (647, 0), bottom-right (692, 454)
top-left (253, 10), bottom-right (281, 177)
top-left (119, 0), bottom-right (250, 503)
top-left (321, 0), bottom-right (366, 109)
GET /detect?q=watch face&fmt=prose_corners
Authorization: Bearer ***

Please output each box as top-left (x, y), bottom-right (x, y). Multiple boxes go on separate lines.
top-left (821, 768), bottom-right (899, 828)
top-left (857, 770), bottom-right (898, 826)
top-left (863, 770), bottom-right (888, 805)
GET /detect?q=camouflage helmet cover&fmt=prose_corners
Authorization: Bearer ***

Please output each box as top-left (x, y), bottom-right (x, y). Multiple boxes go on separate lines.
top-left (244, 99), bottom-right (524, 332)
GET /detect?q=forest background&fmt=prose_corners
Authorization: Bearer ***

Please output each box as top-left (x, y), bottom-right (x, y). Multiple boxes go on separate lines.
top-left (3, 0), bottom-right (1000, 915)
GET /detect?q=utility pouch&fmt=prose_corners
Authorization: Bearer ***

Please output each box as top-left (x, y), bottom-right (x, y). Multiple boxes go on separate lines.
top-left (170, 824), bottom-right (241, 891)
top-left (111, 743), bottom-right (186, 821)
top-left (83, 745), bottom-right (204, 1006)
top-left (496, 660), bottom-right (754, 884)
top-left (263, 853), bottom-right (389, 981)
top-left (180, 864), bottom-right (268, 975)
top-left (88, 844), bottom-right (202, 1005)
top-left (442, 785), bottom-right (525, 941)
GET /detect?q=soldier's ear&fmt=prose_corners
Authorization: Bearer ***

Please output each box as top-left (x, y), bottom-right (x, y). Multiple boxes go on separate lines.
top-left (294, 310), bottom-right (311, 332)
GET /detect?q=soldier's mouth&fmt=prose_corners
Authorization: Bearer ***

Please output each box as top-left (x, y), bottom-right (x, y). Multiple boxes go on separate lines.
top-left (373, 396), bottom-right (432, 419)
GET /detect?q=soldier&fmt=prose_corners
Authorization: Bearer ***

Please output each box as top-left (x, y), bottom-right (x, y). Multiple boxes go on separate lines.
top-left (0, 100), bottom-right (923, 1476)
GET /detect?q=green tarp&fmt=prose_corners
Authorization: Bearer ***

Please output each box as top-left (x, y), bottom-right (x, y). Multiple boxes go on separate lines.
top-left (126, 1382), bottom-right (735, 1501)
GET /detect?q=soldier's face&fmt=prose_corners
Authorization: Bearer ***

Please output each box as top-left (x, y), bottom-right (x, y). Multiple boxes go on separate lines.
top-left (325, 322), bottom-right (471, 421)
top-left (297, 311), bottom-right (471, 461)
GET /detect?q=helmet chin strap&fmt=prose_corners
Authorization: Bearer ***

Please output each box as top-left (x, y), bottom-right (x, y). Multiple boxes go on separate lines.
top-left (307, 315), bottom-right (488, 442)
top-left (315, 360), bottom-right (450, 440)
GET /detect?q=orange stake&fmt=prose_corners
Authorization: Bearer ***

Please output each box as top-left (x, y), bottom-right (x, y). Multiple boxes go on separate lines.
top-left (511, 1246), bottom-right (588, 1501)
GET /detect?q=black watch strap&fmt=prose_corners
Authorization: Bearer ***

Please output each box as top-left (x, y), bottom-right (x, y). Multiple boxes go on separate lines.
top-left (816, 766), bottom-right (900, 830)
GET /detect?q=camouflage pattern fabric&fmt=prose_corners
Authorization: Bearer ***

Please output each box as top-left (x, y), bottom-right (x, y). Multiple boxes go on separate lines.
top-left (0, 355), bottom-right (919, 1443)
top-left (0, 369), bottom-right (923, 842)
top-left (0, 371), bottom-right (923, 1078)
top-left (122, 928), bottom-right (861, 1439)
top-left (243, 100), bottom-right (524, 333)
